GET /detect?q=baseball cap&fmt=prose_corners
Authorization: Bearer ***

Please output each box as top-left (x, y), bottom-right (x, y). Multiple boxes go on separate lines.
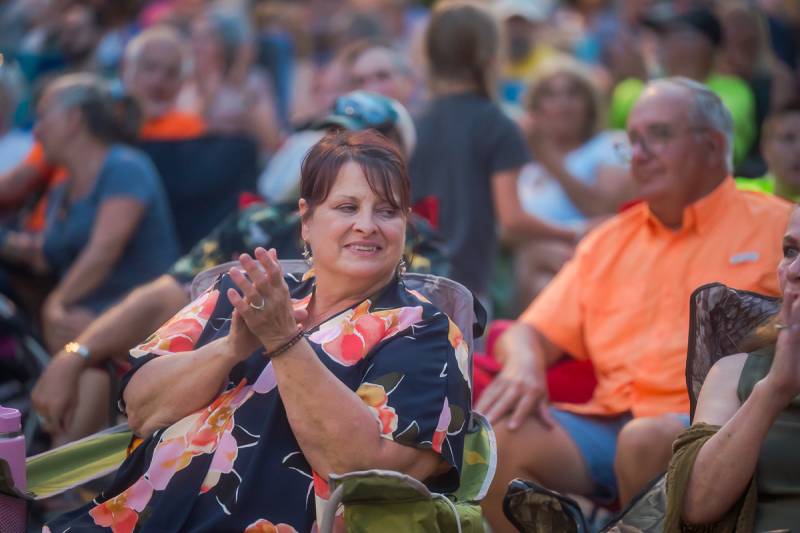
top-left (315, 90), bottom-right (416, 156)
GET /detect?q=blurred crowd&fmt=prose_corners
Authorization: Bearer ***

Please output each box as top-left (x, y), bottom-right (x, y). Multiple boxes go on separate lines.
top-left (0, 0), bottom-right (799, 530)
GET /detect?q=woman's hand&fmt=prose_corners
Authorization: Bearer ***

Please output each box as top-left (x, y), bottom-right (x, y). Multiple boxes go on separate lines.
top-left (227, 247), bottom-right (308, 353)
top-left (763, 293), bottom-right (800, 406)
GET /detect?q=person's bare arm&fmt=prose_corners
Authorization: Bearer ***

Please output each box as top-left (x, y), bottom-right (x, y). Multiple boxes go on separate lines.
top-left (123, 336), bottom-right (243, 437)
top-left (493, 169), bottom-right (577, 242)
top-left (476, 321), bottom-right (564, 430)
top-left (683, 297), bottom-right (800, 524)
top-left (32, 275), bottom-right (190, 432)
top-left (0, 162), bottom-right (44, 208)
top-left (681, 354), bottom-right (775, 524)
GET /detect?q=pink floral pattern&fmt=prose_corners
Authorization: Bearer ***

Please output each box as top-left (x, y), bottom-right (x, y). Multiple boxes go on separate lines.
top-left (447, 319), bottom-right (470, 386)
top-left (129, 288), bottom-right (219, 358)
top-left (356, 382), bottom-right (399, 436)
top-left (308, 301), bottom-right (423, 366)
top-left (244, 518), bottom-right (299, 533)
top-left (432, 398), bottom-right (451, 454)
top-left (88, 478), bottom-right (153, 533)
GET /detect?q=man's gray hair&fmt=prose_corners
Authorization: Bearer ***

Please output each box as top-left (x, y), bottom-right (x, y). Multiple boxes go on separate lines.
top-left (649, 77), bottom-right (735, 171)
top-left (123, 25), bottom-right (186, 75)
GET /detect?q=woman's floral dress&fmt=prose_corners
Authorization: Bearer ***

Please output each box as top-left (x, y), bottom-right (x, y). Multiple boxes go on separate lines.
top-left (46, 272), bottom-right (472, 533)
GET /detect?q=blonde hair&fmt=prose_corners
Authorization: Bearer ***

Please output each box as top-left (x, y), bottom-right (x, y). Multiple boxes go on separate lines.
top-left (523, 58), bottom-right (603, 142)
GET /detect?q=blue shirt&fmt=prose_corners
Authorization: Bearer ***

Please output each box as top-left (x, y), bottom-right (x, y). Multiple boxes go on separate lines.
top-left (43, 144), bottom-right (179, 312)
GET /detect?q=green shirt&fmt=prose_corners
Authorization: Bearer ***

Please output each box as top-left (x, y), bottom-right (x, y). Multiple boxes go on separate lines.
top-left (610, 75), bottom-right (756, 167)
top-left (736, 174), bottom-right (800, 203)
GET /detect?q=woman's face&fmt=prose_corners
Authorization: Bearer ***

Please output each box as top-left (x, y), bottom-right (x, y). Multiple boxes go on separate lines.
top-left (779, 208), bottom-right (800, 299)
top-left (33, 88), bottom-right (78, 163)
top-left (531, 73), bottom-right (591, 141)
top-left (300, 161), bottom-right (406, 287)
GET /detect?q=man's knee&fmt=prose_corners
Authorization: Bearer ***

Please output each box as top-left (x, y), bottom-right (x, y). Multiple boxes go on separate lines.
top-left (616, 415), bottom-right (685, 460)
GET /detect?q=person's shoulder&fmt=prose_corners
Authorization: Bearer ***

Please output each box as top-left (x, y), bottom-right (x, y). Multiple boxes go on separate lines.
top-left (702, 353), bottom-right (749, 397)
top-left (107, 144), bottom-right (157, 175)
top-left (734, 186), bottom-right (792, 225)
top-left (393, 282), bottom-right (454, 329)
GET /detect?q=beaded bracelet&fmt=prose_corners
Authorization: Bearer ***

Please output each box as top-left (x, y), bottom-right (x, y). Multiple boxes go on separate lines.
top-left (266, 329), bottom-right (306, 358)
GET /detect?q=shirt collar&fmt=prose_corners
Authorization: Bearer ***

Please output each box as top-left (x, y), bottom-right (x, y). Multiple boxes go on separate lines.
top-left (645, 177), bottom-right (737, 237)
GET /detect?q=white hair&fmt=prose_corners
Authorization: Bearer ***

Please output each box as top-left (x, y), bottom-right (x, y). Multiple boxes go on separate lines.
top-left (649, 77), bottom-right (735, 171)
top-left (123, 25), bottom-right (187, 78)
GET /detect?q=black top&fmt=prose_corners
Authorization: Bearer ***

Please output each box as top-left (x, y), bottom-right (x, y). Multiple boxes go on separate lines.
top-left (409, 92), bottom-right (529, 296)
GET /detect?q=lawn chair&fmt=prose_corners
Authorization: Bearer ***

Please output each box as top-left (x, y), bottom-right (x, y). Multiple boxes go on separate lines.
top-left (4, 262), bottom-right (493, 531)
top-left (502, 282), bottom-right (780, 533)
top-left (138, 134), bottom-right (260, 254)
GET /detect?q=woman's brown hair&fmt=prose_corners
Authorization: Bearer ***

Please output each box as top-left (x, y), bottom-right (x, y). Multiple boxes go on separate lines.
top-left (300, 129), bottom-right (411, 219)
top-left (45, 73), bottom-right (141, 145)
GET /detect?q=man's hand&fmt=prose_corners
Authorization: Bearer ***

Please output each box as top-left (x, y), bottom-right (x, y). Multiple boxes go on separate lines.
top-left (476, 347), bottom-right (554, 431)
top-left (31, 350), bottom-right (85, 433)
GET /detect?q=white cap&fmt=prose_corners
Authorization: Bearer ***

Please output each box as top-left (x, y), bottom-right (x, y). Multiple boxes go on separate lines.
top-left (494, 0), bottom-right (552, 23)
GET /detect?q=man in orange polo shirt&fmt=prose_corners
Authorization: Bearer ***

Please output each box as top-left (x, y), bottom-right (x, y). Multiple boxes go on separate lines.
top-left (478, 77), bottom-right (791, 531)
top-left (0, 25), bottom-right (205, 226)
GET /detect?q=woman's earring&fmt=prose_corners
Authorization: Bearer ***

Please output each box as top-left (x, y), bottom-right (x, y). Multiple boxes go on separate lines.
top-left (303, 241), bottom-right (313, 266)
top-left (396, 257), bottom-right (407, 279)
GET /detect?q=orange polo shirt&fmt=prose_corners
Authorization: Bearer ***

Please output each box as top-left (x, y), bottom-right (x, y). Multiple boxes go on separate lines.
top-left (521, 178), bottom-right (791, 418)
top-left (138, 110), bottom-right (206, 140)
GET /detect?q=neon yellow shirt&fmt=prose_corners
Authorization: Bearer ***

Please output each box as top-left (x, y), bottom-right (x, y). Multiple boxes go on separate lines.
top-left (610, 75), bottom-right (756, 167)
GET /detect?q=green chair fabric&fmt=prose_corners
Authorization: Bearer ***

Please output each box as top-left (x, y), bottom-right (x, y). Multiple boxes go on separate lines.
top-left (320, 413), bottom-right (496, 533)
top-left (26, 423), bottom-right (132, 500)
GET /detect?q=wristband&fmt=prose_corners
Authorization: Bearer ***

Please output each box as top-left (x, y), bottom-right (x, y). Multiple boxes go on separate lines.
top-left (265, 330), bottom-right (305, 358)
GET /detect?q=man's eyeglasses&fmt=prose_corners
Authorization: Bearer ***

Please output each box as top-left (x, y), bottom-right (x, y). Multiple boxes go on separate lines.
top-left (615, 124), bottom-right (709, 164)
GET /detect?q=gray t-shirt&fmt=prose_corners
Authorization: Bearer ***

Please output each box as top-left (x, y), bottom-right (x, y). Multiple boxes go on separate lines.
top-left (409, 92), bottom-right (530, 295)
top-left (43, 144), bottom-right (179, 312)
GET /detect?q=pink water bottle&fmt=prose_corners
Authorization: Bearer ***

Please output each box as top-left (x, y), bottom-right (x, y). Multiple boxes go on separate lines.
top-left (0, 406), bottom-right (25, 492)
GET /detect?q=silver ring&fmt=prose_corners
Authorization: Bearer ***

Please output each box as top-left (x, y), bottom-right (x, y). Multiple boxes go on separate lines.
top-left (249, 296), bottom-right (265, 310)
top-left (775, 323), bottom-right (788, 331)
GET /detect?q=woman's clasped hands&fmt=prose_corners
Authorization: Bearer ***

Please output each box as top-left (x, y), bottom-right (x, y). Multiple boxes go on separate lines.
top-left (225, 247), bottom-right (309, 361)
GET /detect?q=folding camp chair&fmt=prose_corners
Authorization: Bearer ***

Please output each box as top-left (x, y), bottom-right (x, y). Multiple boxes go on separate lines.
top-left (502, 282), bottom-right (780, 533)
top-left (138, 134), bottom-right (260, 254)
